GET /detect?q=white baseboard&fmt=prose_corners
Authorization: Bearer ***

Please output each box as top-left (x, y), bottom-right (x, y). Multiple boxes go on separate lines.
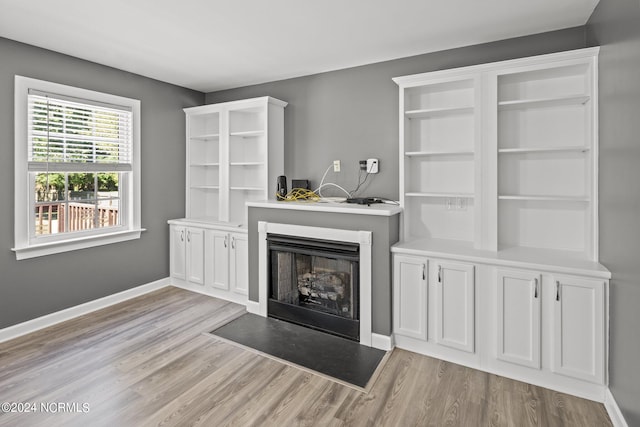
top-left (245, 300), bottom-right (260, 315)
top-left (605, 388), bottom-right (629, 427)
top-left (0, 277), bottom-right (171, 344)
top-left (371, 333), bottom-right (394, 351)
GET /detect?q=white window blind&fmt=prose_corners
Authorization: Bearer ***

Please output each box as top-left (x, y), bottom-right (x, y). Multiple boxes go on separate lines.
top-left (14, 75), bottom-right (143, 260)
top-left (27, 90), bottom-right (133, 172)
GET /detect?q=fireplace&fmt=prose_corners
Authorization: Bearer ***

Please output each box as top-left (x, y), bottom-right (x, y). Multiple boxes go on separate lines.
top-left (267, 234), bottom-right (360, 341)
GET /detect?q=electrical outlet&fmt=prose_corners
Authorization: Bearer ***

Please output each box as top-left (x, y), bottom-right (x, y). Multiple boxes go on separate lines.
top-left (445, 198), bottom-right (453, 210)
top-left (367, 158), bottom-right (379, 174)
top-left (359, 160), bottom-right (367, 171)
top-left (457, 197), bottom-right (467, 211)
top-left (333, 160), bottom-right (341, 172)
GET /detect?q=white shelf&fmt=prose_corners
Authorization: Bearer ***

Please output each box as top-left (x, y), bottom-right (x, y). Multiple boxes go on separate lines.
top-left (498, 95), bottom-right (590, 110)
top-left (405, 106), bottom-right (473, 119)
top-left (190, 185), bottom-right (220, 190)
top-left (405, 192), bottom-right (475, 199)
top-left (498, 195), bottom-right (590, 202)
top-left (229, 162), bottom-right (264, 166)
top-left (229, 130), bottom-right (264, 138)
top-left (498, 146), bottom-right (589, 154)
top-left (405, 150), bottom-right (474, 157)
top-left (230, 186), bottom-right (263, 191)
top-left (190, 133), bottom-right (220, 141)
top-left (190, 162), bottom-right (220, 167)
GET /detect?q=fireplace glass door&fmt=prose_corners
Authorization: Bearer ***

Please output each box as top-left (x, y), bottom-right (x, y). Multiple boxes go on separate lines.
top-left (267, 234), bottom-right (360, 341)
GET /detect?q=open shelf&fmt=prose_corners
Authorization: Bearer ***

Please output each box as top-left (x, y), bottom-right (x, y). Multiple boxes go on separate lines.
top-left (229, 130), bottom-right (265, 138)
top-left (498, 95), bottom-right (590, 111)
top-left (230, 186), bottom-right (263, 191)
top-left (498, 146), bottom-right (589, 154)
top-left (229, 162), bottom-right (264, 167)
top-left (405, 150), bottom-right (474, 157)
top-left (406, 192), bottom-right (475, 198)
top-left (190, 185), bottom-right (220, 190)
top-left (405, 106), bottom-right (473, 119)
top-left (498, 195), bottom-right (590, 202)
top-left (190, 133), bottom-right (220, 141)
top-left (190, 162), bottom-right (220, 167)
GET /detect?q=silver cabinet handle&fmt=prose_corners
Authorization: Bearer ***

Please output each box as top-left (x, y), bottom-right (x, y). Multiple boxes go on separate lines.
top-left (422, 264), bottom-right (426, 280)
top-left (438, 265), bottom-right (442, 284)
top-left (224, 236), bottom-right (228, 248)
top-left (180, 230), bottom-right (184, 242)
top-left (231, 236), bottom-right (236, 249)
top-left (556, 280), bottom-right (560, 301)
top-left (187, 230), bottom-right (191, 243)
top-left (534, 278), bottom-right (539, 299)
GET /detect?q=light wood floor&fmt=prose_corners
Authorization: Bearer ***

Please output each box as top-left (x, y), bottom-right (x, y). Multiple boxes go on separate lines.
top-left (0, 287), bottom-right (612, 426)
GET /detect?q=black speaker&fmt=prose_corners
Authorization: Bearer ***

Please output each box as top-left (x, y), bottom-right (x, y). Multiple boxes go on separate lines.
top-left (277, 175), bottom-right (287, 199)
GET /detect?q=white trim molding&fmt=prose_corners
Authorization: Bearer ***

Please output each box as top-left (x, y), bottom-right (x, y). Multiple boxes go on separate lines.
top-left (605, 388), bottom-right (629, 427)
top-left (372, 333), bottom-right (395, 351)
top-left (257, 221), bottom-right (375, 347)
top-left (0, 277), bottom-right (170, 344)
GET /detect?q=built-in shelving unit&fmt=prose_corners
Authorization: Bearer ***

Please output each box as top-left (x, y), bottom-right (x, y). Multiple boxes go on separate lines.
top-left (396, 75), bottom-right (480, 246)
top-left (184, 97), bottom-right (286, 225)
top-left (391, 48), bottom-right (609, 402)
top-left (495, 59), bottom-right (596, 259)
top-left (394, 47), bottom-right (599, 261)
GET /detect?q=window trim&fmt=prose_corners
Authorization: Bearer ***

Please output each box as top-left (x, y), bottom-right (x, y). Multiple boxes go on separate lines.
top-left (13, 76), bottom-right (143, 260)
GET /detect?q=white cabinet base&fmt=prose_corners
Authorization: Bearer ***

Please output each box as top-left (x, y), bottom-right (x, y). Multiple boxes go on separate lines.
top-left (392, 250), bottom-right (609, 404)
top-left (169, 219), bottom-right (248, 306)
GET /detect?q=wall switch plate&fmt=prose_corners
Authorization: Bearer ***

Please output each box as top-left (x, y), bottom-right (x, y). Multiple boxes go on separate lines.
top-left (367, 158), bottom-right (379, 174)
top-left (333, 160), bottom-right (341, 172)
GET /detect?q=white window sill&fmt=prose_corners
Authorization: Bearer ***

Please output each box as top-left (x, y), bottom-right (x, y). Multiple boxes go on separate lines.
top-left (12, 228), bottom-right (146, 260)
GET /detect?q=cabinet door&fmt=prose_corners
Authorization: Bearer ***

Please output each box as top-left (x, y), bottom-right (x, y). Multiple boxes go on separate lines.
top-left (434, 260), bottom-right (475, 353)
top-left (496, 269), bottom-right (541, 368)
top-left (552, 275), bottom-right (605, 384)
top-left (393, 255), bottom-right (428, 340)
top-left (207, 230), bottom-right (229, 290)
top-left (230, 233), bottom-right (248, 296)
top-left (170, 225), bottom-right (186, 281)
top-left (186, 227), bottom-right (205, 286)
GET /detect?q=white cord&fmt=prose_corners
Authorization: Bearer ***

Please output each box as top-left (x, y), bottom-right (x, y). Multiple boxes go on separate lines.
top-left (315, 164), bottom-right (333, 197)
top-left (316, 182), bottom-right (351, 198)
top-left (314, 164), bottom-right (351, 198)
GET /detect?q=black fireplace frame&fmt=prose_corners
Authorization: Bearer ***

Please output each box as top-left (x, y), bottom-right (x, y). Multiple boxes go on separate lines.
top-left (267, 234), bottom-right (360, 341)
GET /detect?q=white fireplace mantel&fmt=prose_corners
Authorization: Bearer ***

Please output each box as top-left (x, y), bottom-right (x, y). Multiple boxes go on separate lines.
top-left (254, 221), bottom-right (374, 347)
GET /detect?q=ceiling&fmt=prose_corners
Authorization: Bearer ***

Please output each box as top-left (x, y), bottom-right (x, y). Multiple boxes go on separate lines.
top-left (0, 0), bottom-right (599, 93)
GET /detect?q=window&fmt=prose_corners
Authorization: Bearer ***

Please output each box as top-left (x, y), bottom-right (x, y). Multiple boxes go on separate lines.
top-left (13, 76), bottom-right (142, 260)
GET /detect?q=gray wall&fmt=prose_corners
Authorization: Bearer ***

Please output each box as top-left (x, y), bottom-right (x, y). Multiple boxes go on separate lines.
top-left (248, 207), bottom-right (400, 335)
top-left (587, 1), bottom-right (640, 424)
top-left (206, 27), bottom-right (587, 201)
top-left (0, 37), bottom-right (204, 329)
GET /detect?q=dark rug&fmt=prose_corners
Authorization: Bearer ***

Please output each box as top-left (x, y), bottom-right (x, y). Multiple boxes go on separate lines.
top-left (210, 313), bottom-right (386, 389)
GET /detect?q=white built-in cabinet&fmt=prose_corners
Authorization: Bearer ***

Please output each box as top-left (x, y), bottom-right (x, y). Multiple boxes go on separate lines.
top-left (169, 96), bottom-right (286, 305)
top-left (393, 255), bottom-right (428, 340)
top-left (496, 269), bottom-right (541, 369)
top-left (552, 274), bottom-right (605, 384)
top-left (394, 254), bottom-right (478, 367)
top-left (392, 48), bottom-right (610, 402)
top-left (206, 230), bottom-right (248, 297)
top-left (435, 260), bottom-right (475, 353)
top-left (170, 225), bottom-right (205, 286)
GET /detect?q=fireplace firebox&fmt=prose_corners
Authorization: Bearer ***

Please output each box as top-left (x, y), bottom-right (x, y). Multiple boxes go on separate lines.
top-left (267, 234), bottom-right (360, 341)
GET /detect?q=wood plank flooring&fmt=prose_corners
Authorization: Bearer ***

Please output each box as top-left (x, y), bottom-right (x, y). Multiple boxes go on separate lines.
top-left (0, 287), bottom-right (612, 426)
